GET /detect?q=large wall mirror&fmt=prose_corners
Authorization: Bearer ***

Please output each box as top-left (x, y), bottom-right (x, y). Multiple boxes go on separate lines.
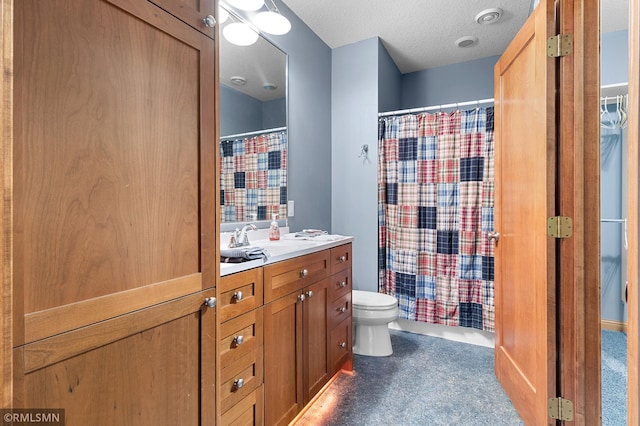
top-left (219, 5), bottom-right (288, 226)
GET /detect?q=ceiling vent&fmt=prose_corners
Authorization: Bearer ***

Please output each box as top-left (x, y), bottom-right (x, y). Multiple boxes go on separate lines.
top-left (230, 76), bottom-right (247, 85)
top-left (475, 8), bottom-right (503, 25)
top-left (455, 36), bottom-right (479, 48)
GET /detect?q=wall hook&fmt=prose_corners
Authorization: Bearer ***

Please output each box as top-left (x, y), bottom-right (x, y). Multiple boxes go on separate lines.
top-left (359, 144), bottom-right (370, 164)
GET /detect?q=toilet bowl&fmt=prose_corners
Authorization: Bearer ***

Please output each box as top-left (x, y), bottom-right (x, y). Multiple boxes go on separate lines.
top-left (352, 290), bottom-right (398, 357)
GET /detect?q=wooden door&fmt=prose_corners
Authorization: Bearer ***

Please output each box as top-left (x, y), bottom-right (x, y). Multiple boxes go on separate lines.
top-left (495, 0), bottom-right (601, 423)
top-left (302, 278), bottom-right (330, 404)
top-left (493, 0), bottom-right (557, 424)
top-left (263, 291), bottom-right (303, 426)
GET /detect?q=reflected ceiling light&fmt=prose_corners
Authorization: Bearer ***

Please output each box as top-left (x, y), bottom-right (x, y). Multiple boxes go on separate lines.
top-left (253, 0), bottom-right (291, 35)
top-left (223, 22), bottom-right (259, 46)
top-left (455, 36), bottom-right (478, 48)
top-left (475, 8), bottom-right (503, 25)
top-left (225, 0), bottom-right (264, 11)
top-left (263, 83), bottom-right (277, 90)
top-left (218, 6), bottom-right (229, 24)
top-left (230, 76), bottom-right (247, 85)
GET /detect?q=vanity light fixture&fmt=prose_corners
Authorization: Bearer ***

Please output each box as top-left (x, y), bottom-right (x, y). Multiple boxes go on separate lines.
top-left (253, 0), bottom-right (291, 35)
top-left (223, 22), bottom-right (259, 46)
top-left (218, 5), bottom-right (229, 24)
top-left (475, 8), bottom-right (503, 25)
top-left (225, 0), bottom-right (265, 11)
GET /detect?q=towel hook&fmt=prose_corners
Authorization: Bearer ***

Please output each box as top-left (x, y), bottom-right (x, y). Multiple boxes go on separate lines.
top-left (359, 144), bottom-right (370, 164)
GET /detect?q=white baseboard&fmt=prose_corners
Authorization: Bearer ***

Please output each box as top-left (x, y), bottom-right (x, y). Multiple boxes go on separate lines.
top-left (389, 318), bottom-right (495, 348)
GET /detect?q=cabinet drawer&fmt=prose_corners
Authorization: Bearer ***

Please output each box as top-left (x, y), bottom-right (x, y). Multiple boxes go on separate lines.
top-left (329, 268), bottom-right (352, 301)
top-left (264, 250), bottom-right (329, 303)
top-left (330, 293), bottom-right (351, 329)
top-left (219, 268), bottom-right (263, 322)
top-left (330, 317), bottom-right (352, 374)
top-left (221, 384), bottom-right (264, 426)
top-left (220, 308), bottom-right (263, 373)
top-left (220, 349), bottom-right (263, 414)
top-left (329, 244), bottom-right (352, 275)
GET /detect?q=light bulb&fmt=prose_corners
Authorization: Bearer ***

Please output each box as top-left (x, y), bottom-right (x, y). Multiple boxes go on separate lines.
top-left (223, 22), bottom-right (259, 46)
top-left (253, 11), bottom-right (291, 35)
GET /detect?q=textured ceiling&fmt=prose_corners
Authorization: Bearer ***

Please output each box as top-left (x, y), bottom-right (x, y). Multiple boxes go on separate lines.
top-left (282, 0), bottom-right (630, 74)
top-left (221, 0), bottom-right (630, 101)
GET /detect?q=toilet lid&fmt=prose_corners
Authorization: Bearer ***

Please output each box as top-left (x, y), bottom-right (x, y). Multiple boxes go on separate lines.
top-left (352, 290), bottom-right (398, 310)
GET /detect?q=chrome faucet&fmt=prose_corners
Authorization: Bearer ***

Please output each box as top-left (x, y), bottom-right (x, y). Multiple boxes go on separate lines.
top-left (228, 223), bottom-right (257, 248)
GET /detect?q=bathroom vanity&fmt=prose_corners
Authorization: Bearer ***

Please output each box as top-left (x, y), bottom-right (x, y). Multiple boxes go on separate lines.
top-left (217, 236), bottom-right (353, 425)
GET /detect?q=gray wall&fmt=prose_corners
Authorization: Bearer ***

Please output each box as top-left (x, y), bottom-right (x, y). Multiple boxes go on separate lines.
top-left (233, 4), bottom-right (333, 232)
top-left (220, 84), bottom-right (263, 136)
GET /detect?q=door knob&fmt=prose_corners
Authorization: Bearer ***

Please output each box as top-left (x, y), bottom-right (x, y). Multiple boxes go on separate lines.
top-left (488, 231), bottom-right (500, 243)
top-left (298, 294), bottom-right (306, 302)
top-left (305, 290), bottom-right (314, 298)
top-left (233, 335), bottom-right (244, 346)
top-left (300, 269), bottom-right (309, 277)
top-left (204, 297), bottom-right (216, 308)
top-left (233, 378), bottom-right (244, 390)
top-left (233, 291), bottom-right (244, 301)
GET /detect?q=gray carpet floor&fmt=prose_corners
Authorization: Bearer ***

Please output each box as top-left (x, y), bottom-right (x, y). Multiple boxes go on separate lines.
top-left (602, 330), bottom-right (627, 426)
top-left (297, 329), bottom-right (628, 426)
top-left (298, 329), bottom-right (522, 426)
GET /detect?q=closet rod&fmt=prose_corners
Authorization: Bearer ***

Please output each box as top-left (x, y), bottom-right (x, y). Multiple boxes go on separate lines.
top-left (378, 98), bottom-right (494, 117)
top-left (221, 126), bottom-right (287, 140)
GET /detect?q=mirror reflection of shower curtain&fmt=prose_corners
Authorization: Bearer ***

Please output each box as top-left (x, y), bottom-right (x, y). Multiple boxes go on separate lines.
top-left (600, 123), bottom-right (628, 325)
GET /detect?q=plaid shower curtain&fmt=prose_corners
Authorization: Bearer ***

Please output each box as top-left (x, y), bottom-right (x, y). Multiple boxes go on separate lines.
top-left (378, 108), bottom-right (495, 332)
top-left (220, 130), bottom-right (288, 223)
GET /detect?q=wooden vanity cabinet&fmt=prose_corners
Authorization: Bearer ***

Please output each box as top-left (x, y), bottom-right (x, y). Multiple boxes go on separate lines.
top-left (8, 0), bottom-right (217, 423)
top-left (263, 251), bottom-right (331, 426)
top-left (328, 245), bottom-right (353, 374)
top-left (217, 268), bottom-right (264, 425)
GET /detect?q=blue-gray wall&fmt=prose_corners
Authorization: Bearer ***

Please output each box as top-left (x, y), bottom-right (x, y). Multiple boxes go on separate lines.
top-left (400, 56), bottom-right (498, 109)
top-left (600, 30), bottom-right (629, 322)
top-left (232, 4), bottom-right (333, 232)
top-left (220, 84), bottom-right (263, 136)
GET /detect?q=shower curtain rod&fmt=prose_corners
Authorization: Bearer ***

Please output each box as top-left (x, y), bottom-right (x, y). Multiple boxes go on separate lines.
top-left (221, 126), bottom-right (287, 140)
top-left (378, 98), bottom-right (495, 117)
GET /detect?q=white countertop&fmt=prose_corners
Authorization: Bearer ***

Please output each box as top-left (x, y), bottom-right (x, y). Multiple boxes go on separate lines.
top-left (220, 231), bottom-right (354, 276)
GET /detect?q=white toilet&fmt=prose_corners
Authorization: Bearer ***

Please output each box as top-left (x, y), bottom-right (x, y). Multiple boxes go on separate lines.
top-left (352, 290), bottom-right (399, 357)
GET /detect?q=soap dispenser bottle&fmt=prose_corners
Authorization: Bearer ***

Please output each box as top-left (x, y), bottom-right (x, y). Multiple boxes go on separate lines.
top-left (269, 214), bottom-right (280, 241)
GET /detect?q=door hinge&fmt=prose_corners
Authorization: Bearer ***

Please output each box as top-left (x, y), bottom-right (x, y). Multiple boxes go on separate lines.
top-left (547, 216), bottom-right (573, 238)
top-left (548, 397), bottom-right (574, 421)
top-left (547, 34), bottom-right (573, 57)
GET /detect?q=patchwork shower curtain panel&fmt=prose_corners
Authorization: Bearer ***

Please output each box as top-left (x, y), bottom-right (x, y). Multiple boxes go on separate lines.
top-left (378, 108), bottom-right (495, 332)
top-left (220, 130), bottom-right (287, 222)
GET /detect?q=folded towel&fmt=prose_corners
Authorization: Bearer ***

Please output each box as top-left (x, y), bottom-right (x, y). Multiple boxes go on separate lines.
top-left (294, 229), bottom-right (328, 238)
top-left (220, 247), bottom-right (270, 263)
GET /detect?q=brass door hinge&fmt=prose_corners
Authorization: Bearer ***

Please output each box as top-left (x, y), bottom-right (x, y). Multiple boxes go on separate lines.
top-left (548, 397), bottom-right (574, 421)
top-left (547, 216), bottom-right (573, 238)
top-left (547, 34), bottom-right (573, 57)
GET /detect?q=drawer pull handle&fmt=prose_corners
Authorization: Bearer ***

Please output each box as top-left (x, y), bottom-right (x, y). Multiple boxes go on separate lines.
top-left (339, 342), bottom-right (347, 349)
top-left (298, 294), bottom-right (306, 302)
top-left (203, 297), bottom-right (216, 308)
top-left (233, 291), bottom-right (244, 301)
top-left (338, 281), bottom-right (347, 288)
top-left (233, 335), bottom-right (244, 346)
top-left (300, 269), bottom-right (309, 277)
top-left (338, 307), bottom-right (347, 314)
top-left (233, 378), bottom-right (245, 390)
top-left (339, 255), bottom-right (346, 262)
top-left (305, 290), bottom-right (314, 298)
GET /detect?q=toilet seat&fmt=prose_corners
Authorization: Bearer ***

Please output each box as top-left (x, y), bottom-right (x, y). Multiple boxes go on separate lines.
top-left (352, 290), bottom-right (397, 311)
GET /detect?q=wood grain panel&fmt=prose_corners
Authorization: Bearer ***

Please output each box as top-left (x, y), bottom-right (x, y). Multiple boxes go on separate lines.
top-left (0, 0), bottom-right (13, 408)
top-left (22, 289), bottom-right (213, 373)
top-left (149, 0), bottom-right (215, 38)
top-left (218, 268), bottom-right (263, 322)
top-left (302, 279), bottom-right (329, 404)
top-left (329, 244), bottom-right (352, 275)
top-left (14, 0), bottom-right (201, 314)
top-left (221, 384), bottom-right (264, 426)
top-left (263, 251), bottom-right (329, 303)
top-left (329, 268), bottom-right (351, 302)
top-left (14, 294), bottom-right (215, 425)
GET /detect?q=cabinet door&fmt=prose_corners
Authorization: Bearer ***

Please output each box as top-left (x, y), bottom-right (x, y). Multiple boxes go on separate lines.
top-left (263, 292), bottom-right (303, 426)
top-left (13, 290), bottom-right (216, 425)
top-left (302, 278), bottom-right (330, 404)
top-left (13, 0), bottom-right (216, 345)
top-left (148, 0), bottom-right (216, 38)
